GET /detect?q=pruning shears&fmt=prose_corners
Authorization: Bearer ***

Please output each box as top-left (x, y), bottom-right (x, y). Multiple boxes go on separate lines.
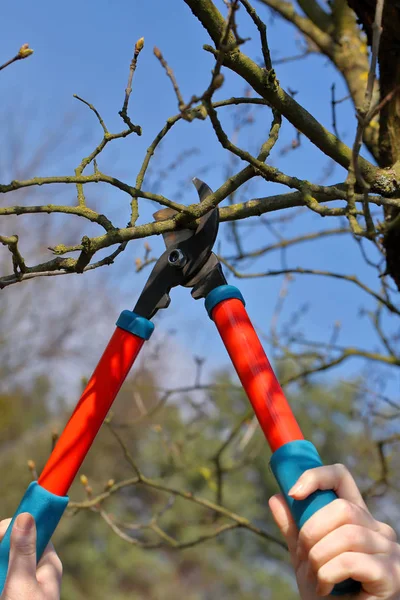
top-left (0, 179), bottom-right (360, 596)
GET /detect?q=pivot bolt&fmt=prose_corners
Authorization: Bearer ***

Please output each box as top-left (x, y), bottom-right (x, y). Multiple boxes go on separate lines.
top-left (168, 249), bottom-right (187, 268)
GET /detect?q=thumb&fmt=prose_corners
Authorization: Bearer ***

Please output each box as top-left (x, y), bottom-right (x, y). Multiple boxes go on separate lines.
top-left (3, 513), bottom-right (38, 598)
top-left (268, 494), bottom-right (300, 560)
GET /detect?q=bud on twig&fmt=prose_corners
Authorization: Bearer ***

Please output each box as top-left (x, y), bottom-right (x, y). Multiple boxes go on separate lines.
top-left (213, 73), bottom-right (224, 90)
top-left (80, 475), bottom-right (92, 497)
top-left (135, 37), bottom-right (144, 54)
top-left (18, 44), bottom-right (34, 59)
top-left (153, 46), bottom-right (162, 59)
top-left (104, 479), bottom-right (115, 491)
top-left (27, 459), bottom-right (38, 481)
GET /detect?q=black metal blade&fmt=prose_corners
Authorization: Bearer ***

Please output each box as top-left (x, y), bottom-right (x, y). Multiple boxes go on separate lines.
top-left (134, 179), bottom-right (220, 319)
top-left (192, 177), bottom-right (213, 203)
top-left (153, 207), bottom-right (193, 249)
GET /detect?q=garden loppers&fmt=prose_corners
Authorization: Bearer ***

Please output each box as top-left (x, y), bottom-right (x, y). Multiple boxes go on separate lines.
top-left (0, 179), bottom-right (361, 596)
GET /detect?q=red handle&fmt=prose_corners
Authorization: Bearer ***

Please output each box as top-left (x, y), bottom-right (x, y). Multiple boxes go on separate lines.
top-left (210, 298), bottom-right (304, 452)
top-left (38, 327), bottom-right (145, 496)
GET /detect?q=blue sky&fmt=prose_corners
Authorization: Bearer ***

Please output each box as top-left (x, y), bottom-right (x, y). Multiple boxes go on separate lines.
top-left (1, 0), bottom-right (398, 400)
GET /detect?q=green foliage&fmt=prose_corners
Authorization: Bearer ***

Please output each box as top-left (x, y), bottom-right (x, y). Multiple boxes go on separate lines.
top-left (0, 358), bottom-right (390, 599)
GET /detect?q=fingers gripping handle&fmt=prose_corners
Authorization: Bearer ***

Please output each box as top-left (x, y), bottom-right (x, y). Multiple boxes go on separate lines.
top-left (0, 482), bottom-right (68, 593)
top-left (270, 441), bottom-right (337, 529)
top-left (206, 286), bottom-right (361, 596)
top-left (270, 441), bottom-right (361, 595)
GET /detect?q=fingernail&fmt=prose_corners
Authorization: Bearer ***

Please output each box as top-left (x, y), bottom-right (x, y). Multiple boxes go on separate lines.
top-left (15, 513), bottom-right (34, 533)
top-left (288, 483), bottom-right (303, 497)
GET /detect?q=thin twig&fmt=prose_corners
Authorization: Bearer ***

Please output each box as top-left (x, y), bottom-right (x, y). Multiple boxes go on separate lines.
top-left (173, 0), bottom-right (245, 118)
top-left (0, 44), bottom-right (33, 72)
top-left (239, 0), bottom-right (272, 70)
top-left (74, 95), bottom-right (108, 134)
top-left (273, 50), bottom-right (312, 65)
top-left (105, 420), bottom-right (142, 479)
top-left (135, 96), bottom-right (270, 191)
top-left (347, 0), bottom-right (385, 237)
top-left (225, 227), bottom-right (350, 261)
top-left (98, 508), bottom-right (241, 550)
top-left (368, 84), bottom-right (400, 123)
top-left (331, 83), bottom-right (340, 140)
top-left (154, 47), bottom-right (186, 110)
top-left (69, 474), bottom-right (286, 549)
top-left (0, 234), bottom-right (27, 277)
top-left (119, 38), bottom-right (143, 134)
top-left (218, 257), bottom-right (400, 316)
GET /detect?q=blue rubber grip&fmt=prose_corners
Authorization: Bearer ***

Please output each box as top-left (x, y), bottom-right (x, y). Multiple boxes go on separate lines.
top-left (116, 310), bottom-right (154, 340)
top-left (270, 440), bottom-right (361, 596)
top-left (204, 284), bottom-right (245, 318)
top-left (0, 482), bottom-right (68, 593)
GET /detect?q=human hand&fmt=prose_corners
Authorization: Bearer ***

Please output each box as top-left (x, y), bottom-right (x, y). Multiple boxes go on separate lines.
top-left (0, 513), bottom-right (62, 599)
top-left (269, 464), bottom-right (400, 599)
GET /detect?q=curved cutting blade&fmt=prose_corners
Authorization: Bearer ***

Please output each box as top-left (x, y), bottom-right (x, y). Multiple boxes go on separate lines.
top-left (133, 179), bottom-right (219, 319)
top-left (153, 207), bottom-right (192, 248)
top-left (192, 177), bottom-right (214, 203)
top-left (153, 178), bottom-right (217, 251)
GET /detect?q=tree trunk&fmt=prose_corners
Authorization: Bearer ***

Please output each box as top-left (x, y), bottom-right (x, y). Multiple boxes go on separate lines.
top-left (348, 0), bottom-right (400, 289)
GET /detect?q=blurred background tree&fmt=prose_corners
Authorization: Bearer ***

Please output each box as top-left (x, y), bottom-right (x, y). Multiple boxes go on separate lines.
top-left (1, 0), bottom-right (400, 598)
